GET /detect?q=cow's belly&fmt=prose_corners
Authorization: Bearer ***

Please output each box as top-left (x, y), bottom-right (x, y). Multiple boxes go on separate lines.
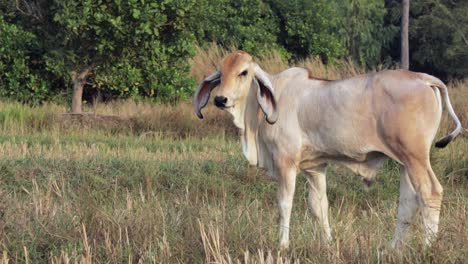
top-left (299, 144), bottom-right (388, 181)
top-left (308, 132), bottom-right (378, 159)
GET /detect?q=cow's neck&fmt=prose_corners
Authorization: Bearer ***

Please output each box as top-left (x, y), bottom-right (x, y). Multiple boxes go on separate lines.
top-left (230, 85), bottom-right (259, 166)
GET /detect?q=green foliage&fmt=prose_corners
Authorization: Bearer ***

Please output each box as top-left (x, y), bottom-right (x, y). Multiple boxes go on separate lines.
top-left (267, 0), bottom-right (345, 61)
top-left (335, 0), bottom-right (398, 68)
top-left (1, 0), bottom-right (198, 105)
top-left (386, 0), bottom-right (468, 78)
top-left (45, 0), bottom-right (197, 102)
top-left (0, 0), bottom-right (466, 106)
top-left (0, 16), bottom-right (49, 104)
top-left (410, 0), bottom-right (468, 78)
top-left (193, 0), bottom-right (284, 57)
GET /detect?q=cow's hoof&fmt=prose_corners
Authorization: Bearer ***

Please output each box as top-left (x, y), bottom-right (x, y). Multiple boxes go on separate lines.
top-left (278, 241), bottom-right (289, 251)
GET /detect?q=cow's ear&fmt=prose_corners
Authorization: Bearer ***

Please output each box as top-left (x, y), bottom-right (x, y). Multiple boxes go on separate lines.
top-left (193, 71), bottom-right (221, 119)
top-left (254, 65), bottom-right (278, 124)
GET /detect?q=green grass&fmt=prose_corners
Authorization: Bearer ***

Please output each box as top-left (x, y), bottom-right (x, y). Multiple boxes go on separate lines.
top-left (0, 99), bottom-right (466, 263)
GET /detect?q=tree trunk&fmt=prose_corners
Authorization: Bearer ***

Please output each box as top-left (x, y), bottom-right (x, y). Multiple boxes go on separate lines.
top-left (401, 0), bottom-right (410, 70)
top-left (70, 68), bottom-right (92, 113)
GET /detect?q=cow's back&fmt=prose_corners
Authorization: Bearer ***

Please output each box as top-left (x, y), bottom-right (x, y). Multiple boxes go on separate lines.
top-left (295, 70), bottom-right (440, 159)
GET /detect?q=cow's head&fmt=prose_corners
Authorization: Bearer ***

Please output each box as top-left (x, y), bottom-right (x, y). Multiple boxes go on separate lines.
top-left (193, 51), bottom-right (278, 125)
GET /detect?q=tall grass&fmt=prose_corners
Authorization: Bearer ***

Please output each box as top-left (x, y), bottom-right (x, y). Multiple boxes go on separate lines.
top-left (0, 46), bottom-right (466, 263)
top-left (189, 43), bottom-right (367, 81)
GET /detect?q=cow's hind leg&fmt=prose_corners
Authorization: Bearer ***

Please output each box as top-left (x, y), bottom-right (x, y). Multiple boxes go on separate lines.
top-left (391, 165), bottom-right (418, 248)
top-left (276, 161), bottom-right (298, 249)
top-left (416, 163), bottom-right (443, 246)
top-left (303, 165), bottom-right (332, 243)
top-left (392, 160), bottom-right (443, 248)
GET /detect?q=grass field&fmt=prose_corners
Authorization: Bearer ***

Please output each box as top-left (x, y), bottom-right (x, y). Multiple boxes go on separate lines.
top-left (0, 49), bottom-right (467, 263)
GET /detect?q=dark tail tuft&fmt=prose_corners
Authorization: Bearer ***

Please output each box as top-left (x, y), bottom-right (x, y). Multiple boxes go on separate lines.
top-left (435, 135), bottom-right (454, 148)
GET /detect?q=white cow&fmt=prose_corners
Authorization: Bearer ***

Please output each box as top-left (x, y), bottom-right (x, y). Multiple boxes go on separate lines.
top-left (193, 51), bottom-right (463, 249)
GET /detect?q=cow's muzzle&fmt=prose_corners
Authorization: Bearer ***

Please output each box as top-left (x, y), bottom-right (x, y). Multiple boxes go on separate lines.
top-left (214, 96), bottom-right (228, 108)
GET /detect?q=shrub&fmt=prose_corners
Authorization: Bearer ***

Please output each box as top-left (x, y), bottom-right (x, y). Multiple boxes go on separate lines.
top-left (0, 16), bottom-right (50, 104)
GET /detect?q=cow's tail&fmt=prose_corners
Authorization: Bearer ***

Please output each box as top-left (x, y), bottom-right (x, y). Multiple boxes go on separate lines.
top-left (421, 74), bottom-right (463, 148)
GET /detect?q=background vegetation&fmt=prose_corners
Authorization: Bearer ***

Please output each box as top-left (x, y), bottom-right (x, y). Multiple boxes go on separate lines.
top-left (0, 47), bottom-right (467, 263)
top-left (0, 0), bottom-right (467, 107)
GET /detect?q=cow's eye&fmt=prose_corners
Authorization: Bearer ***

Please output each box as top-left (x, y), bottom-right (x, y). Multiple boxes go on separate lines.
top-left (239, 70), bottom-right (248, 77)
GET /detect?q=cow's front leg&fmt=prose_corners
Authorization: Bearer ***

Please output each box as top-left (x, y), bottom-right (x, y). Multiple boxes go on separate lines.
top-left (276, 162), bottom-right (298, 249)
top-left (304, 165), bottom-right (332, 243)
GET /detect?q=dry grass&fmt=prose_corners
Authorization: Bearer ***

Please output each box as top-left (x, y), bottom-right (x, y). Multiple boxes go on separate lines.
top-left (189, 43), bottom-right (367, 81)
top-left (91, 100), bottom-right (237, 139)
top-left (0, 46), bottom-right (466, 263)
top-left (0, 100), bottom-right (237, 140)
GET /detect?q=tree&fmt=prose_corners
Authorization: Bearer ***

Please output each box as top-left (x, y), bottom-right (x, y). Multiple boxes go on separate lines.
top-left (267, 0), bottom-right (345, 61)
top-left (386, 0), bottom-right (468, 79)
top-left (192, 0), bottom-right (283, 56)
top-left (401, 0), bottom-right (410, 69)
top-left (0, 15), bottom-right (49, 104)
top-left (333, 0), bottom-right (397, 68)
top-left (11, 0), bottom-right (198, 112)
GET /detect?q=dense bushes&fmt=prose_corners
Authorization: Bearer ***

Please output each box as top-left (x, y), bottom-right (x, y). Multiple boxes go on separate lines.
top-left (337, 0), bottom-right (398, 67)
top-left (268, 0), bottom-right (345, 61)
top-left (0, 16), bottom-right (50, 104)
top-left (0, 0), bottom-right (466, 106)
top-left (2, 0), bottom-right (199, 110)
top-left (192, 0), bottom-right (284, 56)
top-left (384, 0), bottom-right (468, 79)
